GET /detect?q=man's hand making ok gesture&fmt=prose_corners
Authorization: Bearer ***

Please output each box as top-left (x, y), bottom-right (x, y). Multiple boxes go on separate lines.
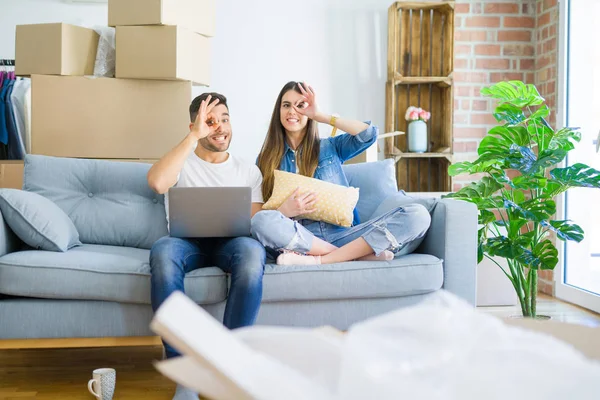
top-left (190, 95), bottom-right (221, 141)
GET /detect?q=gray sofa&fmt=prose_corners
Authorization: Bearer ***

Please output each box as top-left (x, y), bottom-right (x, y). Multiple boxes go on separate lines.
top-left (0, 154), bottom-right (477, 340)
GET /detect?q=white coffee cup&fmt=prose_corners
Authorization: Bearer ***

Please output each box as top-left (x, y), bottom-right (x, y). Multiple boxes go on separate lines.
top-left (87, 368), bottom-right (116, 400)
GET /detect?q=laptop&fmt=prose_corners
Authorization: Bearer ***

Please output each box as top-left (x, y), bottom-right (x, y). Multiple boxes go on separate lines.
top-left (168, 187), bottom-right (252, 238)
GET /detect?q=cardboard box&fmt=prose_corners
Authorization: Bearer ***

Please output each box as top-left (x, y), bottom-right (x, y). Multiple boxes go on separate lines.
top-left (31, 75), bottom-right (192, 159)
top-left (0, 162), bottom-right (25, 189)
top-left (15, 23), bottom-right (99, 76)
top-left (116, 26), bottom-right (210, 86)
top-left (108, 0), bottom-right (216, 37)
top-left (504, 318), bottom-right (600, 361)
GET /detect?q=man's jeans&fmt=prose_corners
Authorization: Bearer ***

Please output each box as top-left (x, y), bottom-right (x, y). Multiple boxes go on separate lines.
top-left (150, 236), bottom-right (266, 359)
top-left (251, 204), bottom-right (431, 257)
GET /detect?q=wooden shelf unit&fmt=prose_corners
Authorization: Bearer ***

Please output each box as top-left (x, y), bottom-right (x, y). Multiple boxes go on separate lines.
top-left (385, 1), bottom-right (455, 192)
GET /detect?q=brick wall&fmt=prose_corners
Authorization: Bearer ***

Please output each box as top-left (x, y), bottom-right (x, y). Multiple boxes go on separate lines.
top-left (453, 0), bottom-right (537, 190)
top-left (535, 0), bottom-right (559, 295)
top-left (452, 0), bottom-right (560, 294)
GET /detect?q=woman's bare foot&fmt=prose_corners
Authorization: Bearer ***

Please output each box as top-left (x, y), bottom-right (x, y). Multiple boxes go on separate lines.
top-left (356, 250), bottom-right (394, 262)
top-left (277, 250), bottom-right (394, 265)
top-left (277, 252), bottom-right (322, 265)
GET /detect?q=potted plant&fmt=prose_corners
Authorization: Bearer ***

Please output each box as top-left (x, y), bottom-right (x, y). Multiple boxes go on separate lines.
top-left (405, 106), bottom-right (431, 153)
top-left (444, 81), bottom-right (600, 318)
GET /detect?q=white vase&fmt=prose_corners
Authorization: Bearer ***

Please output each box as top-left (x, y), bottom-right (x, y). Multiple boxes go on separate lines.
top-left (407, 120), bottom-right (428, 153)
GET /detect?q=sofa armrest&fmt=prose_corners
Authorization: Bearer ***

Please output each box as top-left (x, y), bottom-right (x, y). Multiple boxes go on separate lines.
top-left (418, 198), bottom-right (478, 305)
top-left (0, 211), bottom-right (21, 257)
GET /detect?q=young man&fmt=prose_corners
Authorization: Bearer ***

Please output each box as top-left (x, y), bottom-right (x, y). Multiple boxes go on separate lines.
top-left (147, 93), bottom-right (266, 400)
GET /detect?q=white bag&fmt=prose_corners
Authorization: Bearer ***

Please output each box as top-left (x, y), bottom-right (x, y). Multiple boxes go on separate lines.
top-left (93, 26), bottom-right (116, 77)
top-left (337, 291), bottom-right (600, 400)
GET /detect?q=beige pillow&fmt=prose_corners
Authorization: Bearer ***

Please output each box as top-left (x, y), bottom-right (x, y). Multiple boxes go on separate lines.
top-left (262, 170), bottom-right (359, 227)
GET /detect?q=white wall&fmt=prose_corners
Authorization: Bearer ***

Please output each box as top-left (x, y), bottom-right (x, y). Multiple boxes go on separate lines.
top-left (0, 0), bottom-right (393, 163)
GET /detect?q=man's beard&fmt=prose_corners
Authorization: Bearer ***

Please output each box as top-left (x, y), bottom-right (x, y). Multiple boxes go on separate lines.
top-left (198, 135), bottom-right (231, 152)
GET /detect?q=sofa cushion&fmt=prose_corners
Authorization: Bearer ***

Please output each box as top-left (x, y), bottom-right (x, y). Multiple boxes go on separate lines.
top-left (23, 155), bottom-right (167, 249)
top-left (261, 253), bottom-right (443, 302)
top-left (342, 159), bottom-right (398, 223)
top-left (0, 188), bottom-right (81, 252)
top-left (0, 244), bottom-right (226, 305)
top-left (0, 246), bottom-right (442, 305)
top-left (263, 170), bottom-right (360, 228)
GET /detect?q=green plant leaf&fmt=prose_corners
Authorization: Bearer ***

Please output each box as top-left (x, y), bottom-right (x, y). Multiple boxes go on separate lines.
top-left (529, 105), bottom-right (550, 120)
top-left (489, 170), bottom-right (513, 186)
top-left (504, 198), bottom-right (556, 222)
top-left (448, 160), bottom-right (503, 177)
top-left (448, 161), bottom-right (475, 176)
top-left (543, 180), bottom-right (569, 198)
top-left (506, 145), bottom-right (537, 173)
top-left (532, 149), bottom-right (568, 171)
top-left (480, 196), bottom-right (506, 209)
top-left (477, 227), bottom-right (486, 263)
top-left (512, 175), bottom-right (548, 190)
top-left (506, 146), bottom-right (567, 174)
top-left (517, 239), bottom-right (558, 270)
top-left (477, 126), bottom-right (530, 164)
top-left (527, 119), bottom-right (554, 152)
top-left (542, 220), bottom-right (585, 242)
top-left (493, 125), bottom-right (531, 147)
top-left (550, 163), bottom-right (600, 189)
top-left (493, 104), bottom-right (526, 125)
top-left (445, 177), bottom-right (503, 199)
top-left (478, 136), bottom-right (511, 161)
top-left (448, 160), bottom-right (512, 187)
top-left (485, 236), bottom-right (525, 259)
top-left (481, 81), bottom-right (545, 108)
top-left (511, 189), bottom-right (527, 204)
top-left (548, 127), bottom-right (582, 152)
top-left (479, 210), bottom-right (496, 225)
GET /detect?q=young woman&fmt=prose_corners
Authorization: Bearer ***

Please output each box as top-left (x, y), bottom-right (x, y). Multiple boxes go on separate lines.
top-left (251, 81), bottom-right (431, 265)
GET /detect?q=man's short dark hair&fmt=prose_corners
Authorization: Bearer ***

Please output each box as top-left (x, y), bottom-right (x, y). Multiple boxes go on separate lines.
top-left (189, 92), bottom-right (228, 122)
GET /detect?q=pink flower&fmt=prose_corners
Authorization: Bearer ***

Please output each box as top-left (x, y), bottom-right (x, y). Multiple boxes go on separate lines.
top-left (405, 106), bottom-right (417, 120)
top-left (406, 106), bottom-right (430, 122)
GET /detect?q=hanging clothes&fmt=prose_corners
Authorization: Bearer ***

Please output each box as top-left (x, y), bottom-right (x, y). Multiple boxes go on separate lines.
top-left (0, 62), bottom-right (30, 160)
top-left (23, 84), bottom-right (31, 154)
top-left (5, 78), bottom-right (24, 160)
top-left (10, 78), bottom-right (30, 157)
top-left (0, 71), bottom-right (11, 159)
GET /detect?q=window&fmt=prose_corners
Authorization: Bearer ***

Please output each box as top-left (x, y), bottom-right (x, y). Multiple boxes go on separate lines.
top-left (555, 0), bottom-right (600, 313)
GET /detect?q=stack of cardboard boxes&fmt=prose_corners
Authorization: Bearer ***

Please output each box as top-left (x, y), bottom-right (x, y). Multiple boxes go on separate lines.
top-left (0, 0), bottom-right (215, 188)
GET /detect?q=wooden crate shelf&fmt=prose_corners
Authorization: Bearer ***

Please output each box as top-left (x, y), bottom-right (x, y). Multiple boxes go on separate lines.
top-left (397, 157), bottom-right (452, 192)
top-left (386, 1), bottom-right (455, 192)
top-left (392, 151), bottom-right (452, 160)
top-left (392, 75), bottom-right (452, 87)
top-left (387, 1), bottom-right (454, 81)
top-left (386, 81), bottom-right (453, 154)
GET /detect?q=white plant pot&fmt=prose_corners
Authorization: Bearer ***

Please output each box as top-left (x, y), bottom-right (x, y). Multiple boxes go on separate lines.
top-left (477, 256), bottom-right (519, 306)
top-left (407, 120), bottom-right (428, 153)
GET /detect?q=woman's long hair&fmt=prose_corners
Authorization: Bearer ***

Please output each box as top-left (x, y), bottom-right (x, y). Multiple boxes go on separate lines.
top-left (257, 81), bottom-right (320, 201)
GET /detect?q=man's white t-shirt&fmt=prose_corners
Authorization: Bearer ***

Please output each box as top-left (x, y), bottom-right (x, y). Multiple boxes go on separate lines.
top-left (164, 151), bottom-right (264, 223)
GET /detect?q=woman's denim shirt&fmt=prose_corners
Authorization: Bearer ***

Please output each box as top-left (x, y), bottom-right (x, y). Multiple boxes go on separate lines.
top-left (278, 121), bottom-right (378, 226)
